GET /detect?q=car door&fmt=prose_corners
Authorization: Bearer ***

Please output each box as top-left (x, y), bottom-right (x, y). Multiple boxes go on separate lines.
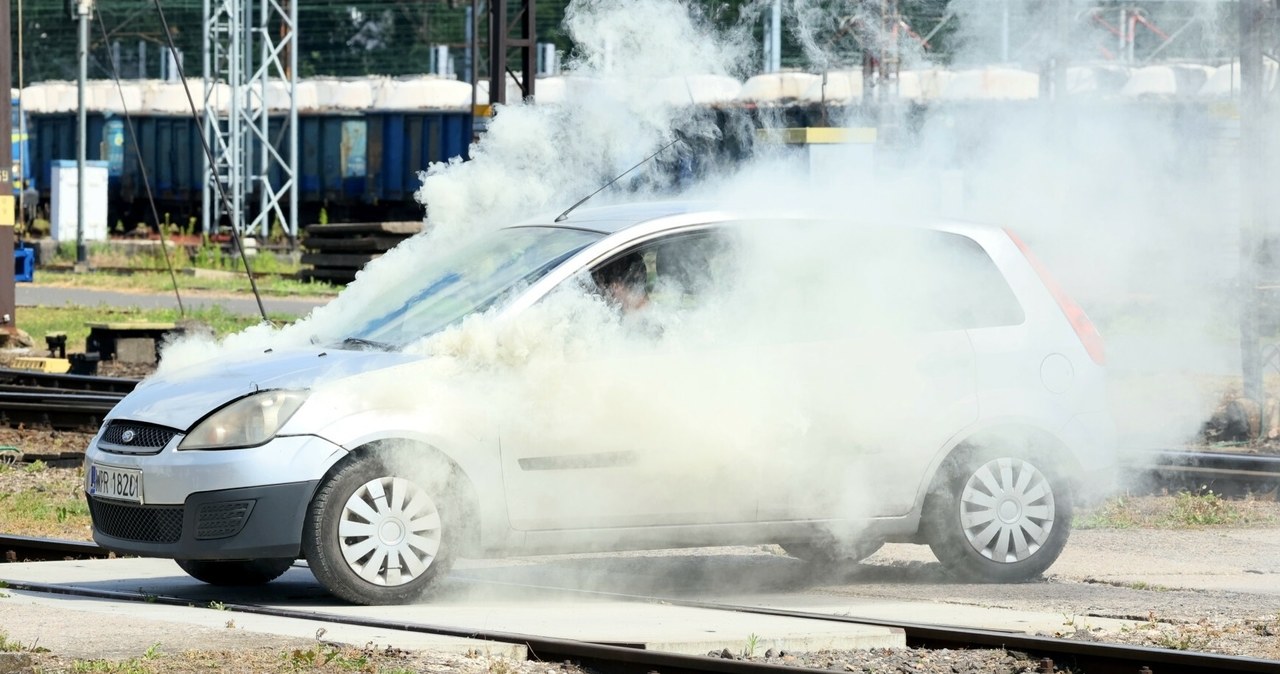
top-left (499, 228), bottom-right (763, 530)
top-left (750, 226), bottom-right (981, 522)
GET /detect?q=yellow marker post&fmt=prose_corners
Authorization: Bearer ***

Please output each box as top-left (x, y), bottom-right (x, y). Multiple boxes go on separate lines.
top-left (756, 127), bottom-right (879, 178)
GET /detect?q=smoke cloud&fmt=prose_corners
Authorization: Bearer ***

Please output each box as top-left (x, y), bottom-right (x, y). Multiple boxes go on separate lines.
top-left (152, 0), bottom-right (1252, 580)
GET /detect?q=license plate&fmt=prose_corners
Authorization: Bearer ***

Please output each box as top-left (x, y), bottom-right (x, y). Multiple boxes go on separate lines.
top-left (87, 464), bottom-right (143, 503)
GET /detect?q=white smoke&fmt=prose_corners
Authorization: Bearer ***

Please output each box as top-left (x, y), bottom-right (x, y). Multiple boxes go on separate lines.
top-left (150, 1), bottom-right (1254, 575)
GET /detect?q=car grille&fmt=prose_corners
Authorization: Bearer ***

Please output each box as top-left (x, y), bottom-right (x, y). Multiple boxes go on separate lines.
top-left (88, 498), bottom-right (184, 544)
top-left (98, 421), bottom-right (179, 455)
top-left (195, 500), bottom-right (255, 540)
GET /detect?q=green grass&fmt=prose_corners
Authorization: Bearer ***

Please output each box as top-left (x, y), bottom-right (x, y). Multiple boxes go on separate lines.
top-left (0, 630), bottom-right (50, 654)
top-left (16, 304), bottom-right (297, 353)
top-left (51, 239), bottom-right (303, 275)
top-left (1168, 491), bottom-right (1244, 526)
top-left (34, 269), bottom-right (339, 298)
top-left (0, 480), bottom-right (92, 539)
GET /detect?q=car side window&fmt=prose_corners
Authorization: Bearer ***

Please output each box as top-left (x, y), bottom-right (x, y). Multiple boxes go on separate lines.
top-left (590, 229), bottom-right (737, 315)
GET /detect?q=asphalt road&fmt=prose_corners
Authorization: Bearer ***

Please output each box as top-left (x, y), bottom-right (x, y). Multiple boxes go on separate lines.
top-left (16, 285), bottom-right (331, 319)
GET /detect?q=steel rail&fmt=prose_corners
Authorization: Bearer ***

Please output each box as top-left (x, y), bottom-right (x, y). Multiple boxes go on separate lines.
top-left (661, 598), bottom-right (1280, 674)
top-left (446, 577), bottom-right (1280, 674)
top-left (0, 369), bottom-right (140, 395)
top-left (0, 391), bottom-right (120, 430)
top-left (1140, 449), bottom-right (1280, 475)
top-left (2, 540), bottom-right (1279, 672)
top-left (0, 535), bottom-right (107, 562)
top-left (0, 578), bottom-right (805, 674)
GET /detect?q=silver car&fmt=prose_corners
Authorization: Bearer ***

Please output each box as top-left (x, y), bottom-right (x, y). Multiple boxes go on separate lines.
top-left (84, 201), bottom-right (1115, 605)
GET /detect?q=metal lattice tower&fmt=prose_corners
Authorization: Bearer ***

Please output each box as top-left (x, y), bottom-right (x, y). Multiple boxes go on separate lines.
top-left (202, 0), bottom-right (298, 240)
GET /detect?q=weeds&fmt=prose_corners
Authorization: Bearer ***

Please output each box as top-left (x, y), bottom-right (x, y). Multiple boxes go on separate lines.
top-left (285, 644), bottom-right (368, 672)
top-left (0, 631), bottom-right (49, 654)
top-left (1076, 491), bottom-right (1268, 529)
top-left (70, 659), bottom-right (151, 673)
top-left (23, 460), bottom-right (47, 474)
top-left (744, 633), bottom-right (760, 658)
top-left (1170, 490), bottom-right (1241, 526)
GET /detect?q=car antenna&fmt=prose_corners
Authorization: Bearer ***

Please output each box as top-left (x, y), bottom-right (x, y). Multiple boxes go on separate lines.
top-left (555, 136), bottom-right (685, 223)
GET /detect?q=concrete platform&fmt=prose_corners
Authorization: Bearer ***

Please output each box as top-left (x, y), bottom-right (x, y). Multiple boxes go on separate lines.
top-left (0, 558), bottom-right (905, 657)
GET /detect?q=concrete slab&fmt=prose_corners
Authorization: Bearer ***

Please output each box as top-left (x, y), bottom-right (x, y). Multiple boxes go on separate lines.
top-left (700, 592), bottom-right (1141, 636)
top-left (0, 588), bottom-right (526, 661)
top-left (0, 557), bottom-right (904, 657)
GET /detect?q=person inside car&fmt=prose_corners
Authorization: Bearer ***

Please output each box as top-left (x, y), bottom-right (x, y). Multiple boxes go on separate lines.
top-left (592, 252), bottom-right (651, 314)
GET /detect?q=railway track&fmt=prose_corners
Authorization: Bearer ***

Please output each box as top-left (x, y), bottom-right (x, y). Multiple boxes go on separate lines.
top-left (0, 368), bottom-right (137, 431)
top-left (0, 534), bottom-right (108, 562)
top-left (0, 557), bottom-right (1275, 673)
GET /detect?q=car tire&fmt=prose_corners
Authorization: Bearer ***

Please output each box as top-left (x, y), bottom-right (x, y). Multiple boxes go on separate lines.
top-left (781, 538), bottom-right (884, 567)
top-left (175, 558), bottom-right (295, 586)
top-left (924, 447), bottom-right (1072, 583)
top-left (302, 451), bottom-right (458, 605)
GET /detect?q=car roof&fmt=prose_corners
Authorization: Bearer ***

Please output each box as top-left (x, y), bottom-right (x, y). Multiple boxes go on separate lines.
top-left (513, 198), bottom-right (1004, 241)
top-left (515, 200), bottom-right (724, 234)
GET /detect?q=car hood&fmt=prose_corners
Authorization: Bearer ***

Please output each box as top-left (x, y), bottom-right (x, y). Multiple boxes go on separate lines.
top-left (111, 347), bottom-right (419, 431)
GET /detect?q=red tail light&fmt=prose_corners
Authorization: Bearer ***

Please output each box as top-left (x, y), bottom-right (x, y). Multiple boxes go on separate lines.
top-left (1004, 228), bottom-right (1106, 366)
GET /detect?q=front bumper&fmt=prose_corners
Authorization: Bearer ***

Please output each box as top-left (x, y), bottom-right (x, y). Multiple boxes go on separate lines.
top-left (89, 480), bottom-right (318, 560)
top-left (84, 431), bottom-right (349, 560)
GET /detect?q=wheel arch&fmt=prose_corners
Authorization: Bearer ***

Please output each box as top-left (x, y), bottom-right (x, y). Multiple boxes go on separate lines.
top-left (915, 420), bottom-right (1081, 518)
top-left (316, 437), bottom-right (485, 556)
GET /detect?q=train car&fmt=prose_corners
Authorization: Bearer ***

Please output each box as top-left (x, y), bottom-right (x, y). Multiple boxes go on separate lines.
top-left (26, 108), bottom-right (472, 232)
top-left (10, 94), bottom-right (33, 196)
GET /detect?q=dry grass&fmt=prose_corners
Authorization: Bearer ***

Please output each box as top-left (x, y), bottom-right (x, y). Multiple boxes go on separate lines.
top-left (25, 644), bottom-right (559, 674)
top-left (1077, 492), bottom-right (1280, 530)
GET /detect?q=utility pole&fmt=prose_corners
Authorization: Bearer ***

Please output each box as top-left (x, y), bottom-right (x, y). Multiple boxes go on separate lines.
top-left (202, 0), bottom-right (298, 240)
top-left (1238, 0), bottom-right (1271, 409)
top-left (16, 0), bottom-right (25, 234)
top-left (1, 0), bottom-right (16, 336)
top-left (485, 0), bottom-right (536, 105)
top-left (76, 0), bottom-right (92, 267)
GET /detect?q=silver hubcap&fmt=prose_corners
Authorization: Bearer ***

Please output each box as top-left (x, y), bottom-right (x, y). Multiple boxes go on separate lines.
top-left (959, 457), bottom-right (1055, 563)
top-left (338, 477), bottom-right (442, 586)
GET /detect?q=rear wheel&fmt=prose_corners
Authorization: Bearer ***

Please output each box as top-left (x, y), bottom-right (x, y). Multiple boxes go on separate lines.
top-left (175, 558), bottom-right (294, 586)
top-left (924, 449), bottom-right (1072, 582)
top-left (302, 452), bottom-right (458, 605)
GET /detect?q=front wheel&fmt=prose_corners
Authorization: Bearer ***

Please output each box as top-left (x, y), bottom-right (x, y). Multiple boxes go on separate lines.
top-left (175, 558), bottom-right (295, 586)
top-left (302, 453), bottom-right (457, 605)
top-left (924, 451), bottom-right (1072, 583)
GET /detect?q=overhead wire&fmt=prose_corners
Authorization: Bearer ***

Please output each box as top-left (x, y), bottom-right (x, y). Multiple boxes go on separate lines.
top-left (149, 0), bottom-right (269, 323)
top-left (94, 9), bottom-right (185, 317)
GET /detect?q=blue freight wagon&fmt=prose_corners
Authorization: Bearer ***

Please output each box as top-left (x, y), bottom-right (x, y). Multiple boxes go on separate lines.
top-left (10, 96), bottom-right (33, 195)
top-left (26, 109), bottom-right (472, 232)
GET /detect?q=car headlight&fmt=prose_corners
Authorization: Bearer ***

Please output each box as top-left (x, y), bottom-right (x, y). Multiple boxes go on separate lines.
top-left (178, 390), bottom-right (309, 450)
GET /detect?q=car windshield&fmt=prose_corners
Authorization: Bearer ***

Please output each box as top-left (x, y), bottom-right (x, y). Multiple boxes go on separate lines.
top-left (341, 226), bottom-right (603, 348)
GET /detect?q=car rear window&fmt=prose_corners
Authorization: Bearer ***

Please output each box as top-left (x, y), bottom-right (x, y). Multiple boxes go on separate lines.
top-left (919, 231), bottom-right (1025, 329)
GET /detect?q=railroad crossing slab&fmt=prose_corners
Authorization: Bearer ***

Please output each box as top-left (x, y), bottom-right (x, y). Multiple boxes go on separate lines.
top-left (0, 557), bottom-right (905, 656)
top-left (698, 592), bottom-right (1141, 636)
top-left (0, 583), bottom-right (526, 661)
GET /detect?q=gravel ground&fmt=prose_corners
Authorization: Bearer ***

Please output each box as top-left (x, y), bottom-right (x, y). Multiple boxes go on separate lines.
top-left (3, 429), bottom-right (1280, 670)
top-left (6, 647), bottom-right (584, 674)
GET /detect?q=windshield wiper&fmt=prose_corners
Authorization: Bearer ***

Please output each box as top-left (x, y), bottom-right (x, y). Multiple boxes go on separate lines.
top-left (338, 337), bottom-right (395, 352)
